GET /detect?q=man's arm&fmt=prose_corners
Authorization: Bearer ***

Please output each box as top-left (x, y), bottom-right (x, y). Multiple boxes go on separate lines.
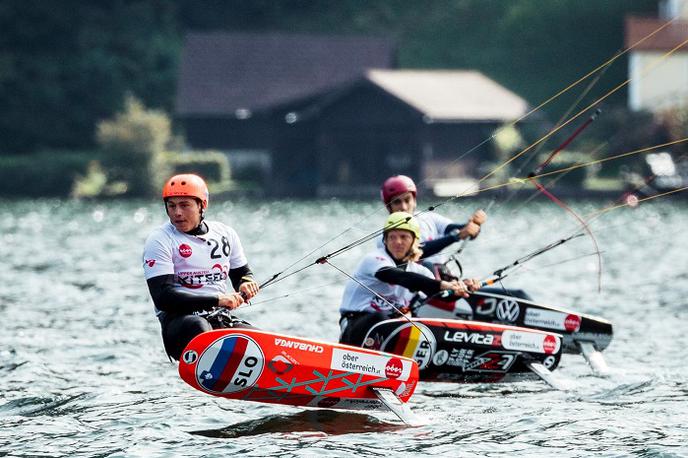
top-left (420, 232), bottom-right (462, 259)
top-left (375, 267), bottom-right (472, 298)
top-left (228, 264), bottom-right (254, 291)
top-left (375, 267), bottom-right (442, 296)
top-left (146, 274), bottom-right (218, 313)
top-left (229, 264), bottom-right (259, 300)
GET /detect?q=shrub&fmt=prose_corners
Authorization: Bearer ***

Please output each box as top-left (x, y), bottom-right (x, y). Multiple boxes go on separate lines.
top-left (657, 106), bottom-right (688, 152)
top-left (163, 151), bottom-right (231, 184)
top-left (0, 151), bottom-right (98, 197)
top-left (538, 151), bottom-right (589, 188)
top-left (96, 95), bottom-right (172, 196)
top-left (579, 106), bottom-right (670, 177)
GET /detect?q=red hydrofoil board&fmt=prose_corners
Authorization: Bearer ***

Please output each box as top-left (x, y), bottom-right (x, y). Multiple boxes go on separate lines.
top-left (178, 328), bottom-right (419, 418)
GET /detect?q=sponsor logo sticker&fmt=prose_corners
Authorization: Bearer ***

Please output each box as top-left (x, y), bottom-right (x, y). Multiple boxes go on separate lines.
top-left (475, 297), bottom-right (498, 315)
top-left (182, 350), bottom-right (197, 364)
top-left (443, 330), bottom-right (495, 346)
top-left (179, 244), bottom-right (193, 258)
top-left (385, 358), bottom-right (404, 379)
top-left (267, 355), bottom-right (294, 375)
top-left (502, 330), bottom-right (561, 354)
top-left (331, 348), bottom-right (413, 381)
top-left (432, 349), bottom-right (449, 366)
top-left (564, 314), bottom-right (581, 332)
top-left (468, 351), bottom-right (516, 373)
top-left (274, 338), bottom-right (324, 353)
top-left (496, 299), bottom-right (520, 322)
top-left (543, 355), bottom-right (557, 369)
top-left (524, 308), bottom-right (580, 333)
top-left (542, 335), bottom-right (558, 354)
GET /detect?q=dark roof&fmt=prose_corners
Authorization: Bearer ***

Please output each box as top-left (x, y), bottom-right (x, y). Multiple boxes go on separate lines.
top-left (625, 16), bottom-right (688, 50)
top-left (176, 32), bottom-right (395, 116)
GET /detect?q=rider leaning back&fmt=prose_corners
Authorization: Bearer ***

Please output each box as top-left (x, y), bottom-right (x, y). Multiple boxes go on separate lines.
top-left (142, 174), bottom-right (259, 360)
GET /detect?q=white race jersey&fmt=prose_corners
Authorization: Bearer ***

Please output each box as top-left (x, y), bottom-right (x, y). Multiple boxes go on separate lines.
top-left (142, 221), bottom-right (247, 316)
top-left (339, 248), bottom-right (434, 314)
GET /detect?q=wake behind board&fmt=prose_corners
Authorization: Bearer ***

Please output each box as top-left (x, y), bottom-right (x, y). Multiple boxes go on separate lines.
top-left (361, 318), bottom-right (565, 388)
top-left (178, 328), bottom-right (420, 423)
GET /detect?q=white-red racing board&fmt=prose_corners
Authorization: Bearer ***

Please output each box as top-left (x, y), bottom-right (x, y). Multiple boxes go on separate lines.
top-left (178, 328), bottom-right (420, 417)
top-left (417, 290), bottom-right (614, 376)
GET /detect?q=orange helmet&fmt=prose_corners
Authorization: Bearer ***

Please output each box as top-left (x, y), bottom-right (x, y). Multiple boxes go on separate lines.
top-left (162, 174), bottom-right (209, 209)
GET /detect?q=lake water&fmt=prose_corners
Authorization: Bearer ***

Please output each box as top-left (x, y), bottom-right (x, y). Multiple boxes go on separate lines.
top-left (1, 196), bottom-right (687, 457)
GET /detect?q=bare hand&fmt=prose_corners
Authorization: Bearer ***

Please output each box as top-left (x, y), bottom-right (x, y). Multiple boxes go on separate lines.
top-left (218, 292), bottom-right (244, 310)
top-left (471, 209), bottom-right (487, 225)
top-left (440, 279), bottom-right (470, 298)
top-left (458, 221), bottom-right (481, 240)
top-left (462, 278), bottom-right (481, 292)
top-left (239, 281), bottom-right (260, 300)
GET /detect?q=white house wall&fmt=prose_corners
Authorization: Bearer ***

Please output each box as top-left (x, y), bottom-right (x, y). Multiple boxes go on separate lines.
top-left (629, 51), bottom-right (688, 112)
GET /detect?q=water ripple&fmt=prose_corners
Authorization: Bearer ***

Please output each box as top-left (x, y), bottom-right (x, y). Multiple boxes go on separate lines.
top-left (1, 198), bottom-right (687, 457)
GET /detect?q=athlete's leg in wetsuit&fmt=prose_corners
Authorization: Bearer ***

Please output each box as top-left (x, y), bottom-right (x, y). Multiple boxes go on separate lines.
top-left (161, 312), bottom-right (255, 361)
top-left (339, 312), bottom-right (390, 347)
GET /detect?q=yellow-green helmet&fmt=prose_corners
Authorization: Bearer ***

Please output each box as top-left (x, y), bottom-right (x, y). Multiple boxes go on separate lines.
top-left (383, 211), bottom-right (420, 239)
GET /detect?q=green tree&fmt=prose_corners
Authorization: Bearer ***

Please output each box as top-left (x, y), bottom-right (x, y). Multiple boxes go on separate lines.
top-left (96, 95), bottom-right (171, 197)
top-left (0, 1), bottom-right (178, 152)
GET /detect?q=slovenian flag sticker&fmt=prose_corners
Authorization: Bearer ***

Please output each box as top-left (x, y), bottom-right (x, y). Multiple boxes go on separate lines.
top-left (196, 334), bottom-right (264, 393)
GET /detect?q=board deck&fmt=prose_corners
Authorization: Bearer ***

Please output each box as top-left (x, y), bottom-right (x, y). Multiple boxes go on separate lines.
top-left (178, 328), bottom-right (420, 415)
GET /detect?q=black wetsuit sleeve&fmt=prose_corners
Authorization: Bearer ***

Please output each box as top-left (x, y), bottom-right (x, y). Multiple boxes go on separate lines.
top-left (420, 233), bottom-right (460, 259)
top-left (375, 267), bottom-right (442, 295)
top-left (444, 223), bottom-right (465, 234)
top-left (229, 264), bottom-right (255, 291)
top-left (146, 274), bottom-right (218, 313)
top-left (419, 222), bottom-right (471, 259)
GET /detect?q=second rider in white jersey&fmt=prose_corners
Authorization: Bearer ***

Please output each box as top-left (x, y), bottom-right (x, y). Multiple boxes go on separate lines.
top-left (339, 212), bottom-right (479, 346)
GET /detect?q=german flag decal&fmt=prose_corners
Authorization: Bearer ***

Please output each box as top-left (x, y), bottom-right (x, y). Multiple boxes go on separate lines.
top-left (380, 322), bottom-right (435, 370)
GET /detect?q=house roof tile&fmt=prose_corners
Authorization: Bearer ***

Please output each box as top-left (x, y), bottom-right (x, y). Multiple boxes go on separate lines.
top-left (176, 32), bottom-right (395, 116)
top-left (625, 16), bottom-right (688, 51)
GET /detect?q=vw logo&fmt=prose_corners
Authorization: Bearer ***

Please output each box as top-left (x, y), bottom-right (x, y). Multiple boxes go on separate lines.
top-left (496, 299), bottom-right (520, 322)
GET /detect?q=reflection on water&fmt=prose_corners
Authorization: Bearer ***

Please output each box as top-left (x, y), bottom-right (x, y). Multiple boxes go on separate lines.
top-left (1, 198), bottom-right (687, 456)
top-left (190, 409), bottom-right (407, 438)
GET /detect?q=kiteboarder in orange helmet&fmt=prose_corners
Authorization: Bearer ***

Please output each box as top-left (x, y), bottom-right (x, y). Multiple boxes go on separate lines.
top-left (143, 174), bottom-right (260, 360)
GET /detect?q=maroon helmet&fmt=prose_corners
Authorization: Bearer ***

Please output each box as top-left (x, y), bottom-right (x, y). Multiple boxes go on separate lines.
top-left (381, 175), bottom-right (417, 204)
